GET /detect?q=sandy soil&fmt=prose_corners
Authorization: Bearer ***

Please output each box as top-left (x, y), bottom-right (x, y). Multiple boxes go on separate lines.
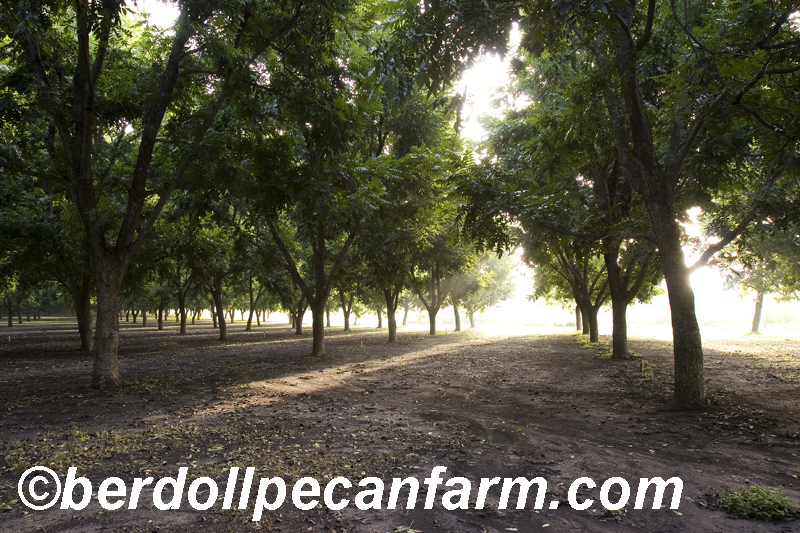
top-left (0, 318), bottom-right (799, 532)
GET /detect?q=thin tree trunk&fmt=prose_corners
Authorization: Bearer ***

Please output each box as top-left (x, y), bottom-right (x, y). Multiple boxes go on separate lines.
top-left (383, 288), bottom-right (398, 343)
top-left (453, 303), bottom-right (461, 332)
top-left (125, 310), bottom-right (129, 322)
top-left (141, 310), bottom-right (147, 327)
top-left (468, 311), bottom-right (476, 328)
top-left (581, 305), bottom-right (589, 335)
top-left (178, 293), bottom-right (187, 335)
top-left (212, 285), bottom-right (226, 341)
top-left (132, 309), bottom-right (138, 323)
top-left (403, 306), bottom-right (409, 326)
top-left (295, 300), bottom-right (306, 335)
top-left (575, 305), bottom-right (582, 330)
top-left (340, 290), bottom-right (352, 332)
top-left (246, 278), bottom-right (255, 332)
top-left (75, 287), bottom-right (93, 351)
top-left (326, 305), bottom-right (331, 327)
top-left (377, 308), bottom-right (382, 329)
top-left (751, 291), bottom-right (765, 334)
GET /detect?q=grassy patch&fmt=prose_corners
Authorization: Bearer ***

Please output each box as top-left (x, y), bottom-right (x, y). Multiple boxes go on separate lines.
top-left (574, 333), bottom-right (611, 358)
top-left (637, 359), bottom-right (655, 382)
top-left (717, 485), bottom-right (797, 521)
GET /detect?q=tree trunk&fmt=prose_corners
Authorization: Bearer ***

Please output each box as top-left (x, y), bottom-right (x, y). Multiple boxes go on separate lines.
top-left (75, 287), bottom-right (93, 352)
top-left (6, 302), bottom-right (13, 327)
top-left (132, 309), bottom-right (138, 323)
top-left (469, 311), bottom-right (476, 328)
top-left (453, 303), bottom-right (461, 332)
top-left (751, 291), bottom-right (764, 334)
top-left (587, 306), bottom-right (600, 343)
top-left (653, 208), bottom-right (705, 408)
top-left (383, 288), bottom-right (398, 343)
top-left (178, 293), bottom-right (187, 335)
top-left (575, 305), bottom-right (582, 330)
top-left (340, 290), bottom-right (352, 332)
top-left (581, 304), bottom-right (589, 335)
top-left (211, 306), bottom-right (217, 328)
top-left (17, 305), bottom-right (22, 324)
top-left (295, 300), bottom-right (306, 335)
top-left (141, 310), bottom-right (147, 327)
top-left (92, 265), bottom-right (123, 388)
top-left (212, 286), bottom-right (226, 341)
top-left (428, 308), bottom-right (438, 335)
top-left (377, 308), bottom-right (382, 329)
top-left (157, 305), bottom-right (164, 331)
top-left (310, 302), bottom-right (326, 356)
top-left (125, 310), bottom-right (129, 322)
top-left (326, 305), bottom-right (331, 327)
top-left (246, 278), bottom-right (255, 332)
top-left (403, 306), bottom-right (409, 326)
top-left (610, 295), bottom-right (629, 359)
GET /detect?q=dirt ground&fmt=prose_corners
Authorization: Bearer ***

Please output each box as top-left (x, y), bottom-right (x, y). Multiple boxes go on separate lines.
top-left (0, 318), bottom-right (799, 532)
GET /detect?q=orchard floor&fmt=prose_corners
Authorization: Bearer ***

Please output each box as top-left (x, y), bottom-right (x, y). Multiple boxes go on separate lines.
top-left (1, 318), bottom-right (799, 532)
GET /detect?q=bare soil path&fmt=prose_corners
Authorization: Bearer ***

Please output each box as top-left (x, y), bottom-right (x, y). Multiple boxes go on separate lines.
top-left (0, 319), bottom-right (798, 532)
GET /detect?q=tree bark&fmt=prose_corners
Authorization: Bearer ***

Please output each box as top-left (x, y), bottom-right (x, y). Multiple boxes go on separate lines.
top-left (326, 305), bottom-right (331, 327)
top-left (383, 288), bottom-right (399, 343)
top-left (294, 299), bottom-right (306, 335)
top-left (91, 263), bottom-right (124, 388)
top-left (587, 306), bottom-right (600, 343)
top-left (428, 309), bottom-right (438, 335)
top-left (581, 304), bottom-right (589, 335)
top-left (178, 292), bottom-right (187, 335)
top-left (211, 283), bottom-right (226, 341)
top-left (377, 308), bottom-right (382, 329)
top-left (654, 208), bottom-right (704, 408)
top-left (469, 311), bottom-right (476, 328)
top-left (575, 305), bottom-right (582, 331)
top-left (340, 290), bottom-right (353, 332)
top-left (610, 295), bottom-right (628, 358)
top-left (310, 301), bottom-right (326, 356)
top-left (751, 290), bottom-right (764, 334)
top-left (141, 310), bottom-right (147, 327)
top-left (453, 303), bottom-right (461, 332)
top-left (75, 286), bottom-right (93, 351)
top-left (403, 306), bottom-right (409, 326)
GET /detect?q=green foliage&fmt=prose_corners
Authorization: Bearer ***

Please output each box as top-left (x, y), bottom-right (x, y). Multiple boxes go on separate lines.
top-left (717, 486), bottom-right (797, 521)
